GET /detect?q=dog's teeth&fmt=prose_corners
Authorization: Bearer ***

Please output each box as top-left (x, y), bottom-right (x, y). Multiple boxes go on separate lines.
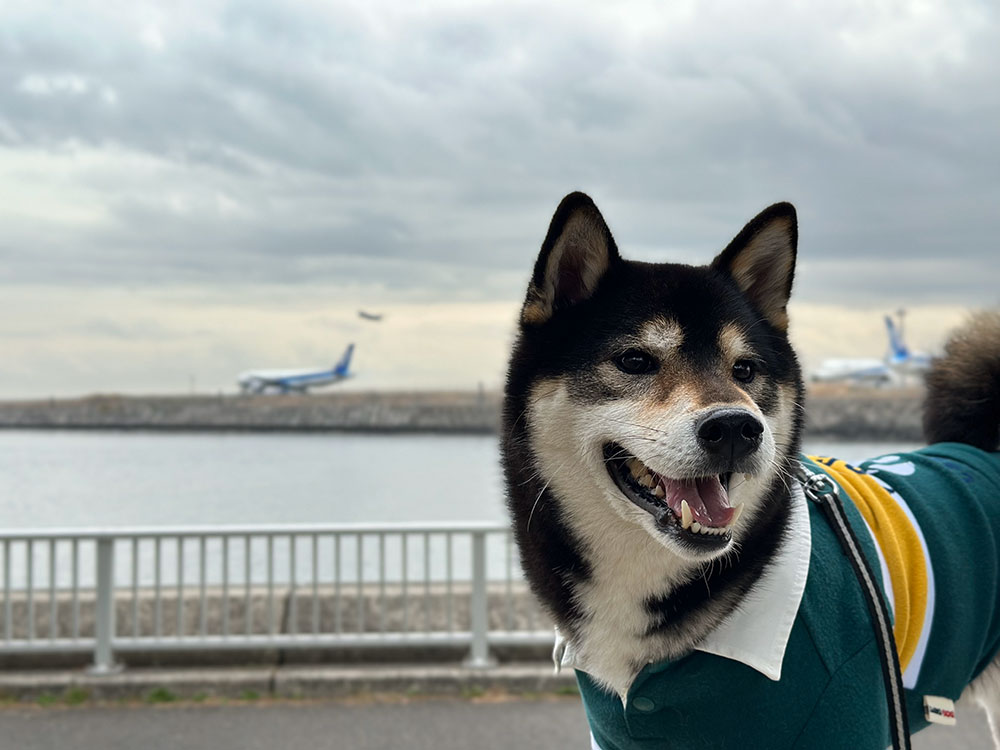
top-left (731, 502), bottom-right (745, 526)
top-left (653, 484), bottom-right (665, 498)
top-left (680, 500), bottom-right (693, 530)
top-left (638, 473), bottom-right (654, 488)
top-left (690, 523), bottom-right (729, 536)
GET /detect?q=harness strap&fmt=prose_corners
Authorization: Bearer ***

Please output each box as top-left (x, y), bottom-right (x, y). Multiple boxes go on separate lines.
top-left (797, 462), bottom-right (911, 750)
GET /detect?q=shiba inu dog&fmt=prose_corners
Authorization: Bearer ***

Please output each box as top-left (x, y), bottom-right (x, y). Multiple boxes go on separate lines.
top-left (501, 192), bottom-right (1000, 749)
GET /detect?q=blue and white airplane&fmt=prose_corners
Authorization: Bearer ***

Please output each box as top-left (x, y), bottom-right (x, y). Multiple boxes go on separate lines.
top-left (811, 313), bottom-right (931, 385)
top-left (238, 344), bottom-right (355, 394)
top-left (883, 314), bottom-right (932, 374)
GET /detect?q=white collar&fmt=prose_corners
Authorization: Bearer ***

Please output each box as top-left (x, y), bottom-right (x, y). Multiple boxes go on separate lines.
top-left (554, 482), bottom-right (812, 684)
top-left (693, 481), bottom-right (811, 681)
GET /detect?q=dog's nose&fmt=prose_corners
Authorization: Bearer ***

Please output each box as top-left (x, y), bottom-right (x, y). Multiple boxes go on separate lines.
top-left (696, 409), bottom-right (764, 463)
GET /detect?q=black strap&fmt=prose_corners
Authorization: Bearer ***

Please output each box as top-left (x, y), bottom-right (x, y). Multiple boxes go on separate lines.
top-left (797, 462), bottom-right (911, 750)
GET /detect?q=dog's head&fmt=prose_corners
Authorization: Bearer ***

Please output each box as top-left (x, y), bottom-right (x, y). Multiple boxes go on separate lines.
top-left (506, 193), bottom-right (804, 564)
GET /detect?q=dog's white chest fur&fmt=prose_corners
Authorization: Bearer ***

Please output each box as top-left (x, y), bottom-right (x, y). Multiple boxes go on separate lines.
top-left (528, 382), bottom-right (702, 697)
top-left (570, 544), bottom-right (691, 698)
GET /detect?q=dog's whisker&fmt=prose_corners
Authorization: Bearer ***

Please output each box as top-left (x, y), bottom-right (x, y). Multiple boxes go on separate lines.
top-left (525, 454), bottom-right (578, 533)
top-left (599, 416), bottom-right (675, 437)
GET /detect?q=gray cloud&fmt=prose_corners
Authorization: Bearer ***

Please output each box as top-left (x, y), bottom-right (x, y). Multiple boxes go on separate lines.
top-left (1, 1), bottom-right (998, 303)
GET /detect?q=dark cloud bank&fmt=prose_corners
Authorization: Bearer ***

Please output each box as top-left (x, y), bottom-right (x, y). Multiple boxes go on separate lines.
top-left (1, 1), bottom-right (998, 303)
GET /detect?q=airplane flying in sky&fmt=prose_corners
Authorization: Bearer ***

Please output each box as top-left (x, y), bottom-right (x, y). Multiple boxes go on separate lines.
top-left (237, 344), bottom-right (355, 394)
top-left (811, 313), bottom-right (932, 385)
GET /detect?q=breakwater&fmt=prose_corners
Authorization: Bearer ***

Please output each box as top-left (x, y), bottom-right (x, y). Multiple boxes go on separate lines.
top-left (0, 387), bottom-right (926, 441)
top-left (0, 392), bottom-right (502, 434)
top-left (804, 386), bottom-right (925, 441)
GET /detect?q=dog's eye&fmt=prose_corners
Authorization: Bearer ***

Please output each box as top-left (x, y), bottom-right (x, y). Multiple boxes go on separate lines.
top-left (614, 349), bottom-right (658, 375)
top-left (732, 359), bottom-right (756, 383)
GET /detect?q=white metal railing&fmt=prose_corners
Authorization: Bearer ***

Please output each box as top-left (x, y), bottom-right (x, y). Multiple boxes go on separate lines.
top-left (0, 523), bottom-right (553, 672)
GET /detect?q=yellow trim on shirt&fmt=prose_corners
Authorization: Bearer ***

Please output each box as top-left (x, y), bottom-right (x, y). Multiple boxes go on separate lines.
top-left (807, 457), bottom-right (928, 673)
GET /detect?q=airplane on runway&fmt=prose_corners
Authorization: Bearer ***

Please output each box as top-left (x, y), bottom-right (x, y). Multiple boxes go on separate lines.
top-left (811, 312), bottom-right (932, 385)
top-left (810, 356), bottom-right (893, 385)
top-left (238, 344), bottom-right (354, 394)
top-left (883, 313), bottom-right (932, 375)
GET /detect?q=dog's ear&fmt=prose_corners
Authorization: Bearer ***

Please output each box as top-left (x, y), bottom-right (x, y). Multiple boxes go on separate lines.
top-left (710, 203), bottom-right (797, 331)
top-left (521, 192), bottom-right (620, 326)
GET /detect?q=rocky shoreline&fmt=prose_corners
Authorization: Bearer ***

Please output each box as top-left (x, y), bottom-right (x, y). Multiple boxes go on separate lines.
top-left (0, 387), bottom-right (926, 441)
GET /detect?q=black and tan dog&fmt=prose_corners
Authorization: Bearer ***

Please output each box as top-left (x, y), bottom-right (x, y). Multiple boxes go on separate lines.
top-left (501, 192), bottom-right (1000, 749)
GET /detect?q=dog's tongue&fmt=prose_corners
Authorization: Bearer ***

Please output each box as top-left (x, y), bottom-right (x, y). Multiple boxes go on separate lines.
top-left (661, 476), bottom-right (734, 527)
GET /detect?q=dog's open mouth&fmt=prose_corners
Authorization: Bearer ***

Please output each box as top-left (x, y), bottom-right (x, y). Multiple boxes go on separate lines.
top-left (603, 443), bottom-right (744, 547)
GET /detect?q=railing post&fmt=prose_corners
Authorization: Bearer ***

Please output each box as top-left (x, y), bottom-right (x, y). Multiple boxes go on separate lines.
top-left (464, 531), bottom-right (496, 668)
top-left (88, 538), bottom-right (120, 675)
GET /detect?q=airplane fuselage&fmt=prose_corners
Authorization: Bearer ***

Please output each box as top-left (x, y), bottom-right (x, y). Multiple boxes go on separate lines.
top-left (237, 369), bottom-right (349, 394)
top-left (237, 343), bottom-right (355, 394)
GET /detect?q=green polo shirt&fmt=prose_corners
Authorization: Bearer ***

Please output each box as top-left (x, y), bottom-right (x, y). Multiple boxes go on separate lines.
top-left (578, 444), bottom-right (1000, 749)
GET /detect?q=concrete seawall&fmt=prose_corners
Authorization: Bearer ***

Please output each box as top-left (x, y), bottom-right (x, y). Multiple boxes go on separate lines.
top-left (0, 585), bottom-right (547, 641)
top-left (0, 392), bottom-right (501, 434)
top-left (804, 387), bottom-right (925, 441)
top-left (0, 584), bottom-right (550, 670)
top-left (0, 582), bottom-right (567, 700)
top-left (0, 387), bottom-right (926, 440)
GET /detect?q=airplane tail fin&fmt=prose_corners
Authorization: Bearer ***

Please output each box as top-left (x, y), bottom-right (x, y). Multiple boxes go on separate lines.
top-left (335, 344), bottom-right (355, 376)
top-left (884, 315), bottom-right (909, 358)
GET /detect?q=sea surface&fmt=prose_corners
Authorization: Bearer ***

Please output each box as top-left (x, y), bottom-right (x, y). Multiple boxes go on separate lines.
top-left (0, 431), bottom-right (920, 530)
top-left (0, 431), bottom-right (921, 588)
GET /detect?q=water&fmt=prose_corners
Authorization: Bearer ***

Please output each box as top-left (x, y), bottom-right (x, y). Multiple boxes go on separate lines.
top-left (0, 432), bottom-right (919, 589)
top-left (0, 431), bottom-right (507, 529)
top-left (0, 431), bottom-right (918, 530)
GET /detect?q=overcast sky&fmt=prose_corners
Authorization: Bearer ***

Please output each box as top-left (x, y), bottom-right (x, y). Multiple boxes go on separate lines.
top-left (1, 1), bottom-right (997, 396)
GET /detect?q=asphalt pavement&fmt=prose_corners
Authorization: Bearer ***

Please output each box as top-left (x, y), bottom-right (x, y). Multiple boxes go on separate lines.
top-left (0, 697), bottom-right (992, 749)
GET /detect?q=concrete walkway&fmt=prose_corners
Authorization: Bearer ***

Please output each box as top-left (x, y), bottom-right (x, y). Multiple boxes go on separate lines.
top-left (2, 699), bottom-right (586, 750)
top-left (0, 663), bottom-right (993, 748)
top-left (0, 663), bottom-right (576, 702)
top-left (0, 696), bottom-right (992, 750)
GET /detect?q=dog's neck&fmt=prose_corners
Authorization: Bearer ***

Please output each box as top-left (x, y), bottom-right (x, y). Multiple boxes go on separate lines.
top-left (521, 452), bottom-right (791, 698)
top-left (564, 523), bottom-right (711, 697)
top-left (551, 482), bottom-right (759, 697)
